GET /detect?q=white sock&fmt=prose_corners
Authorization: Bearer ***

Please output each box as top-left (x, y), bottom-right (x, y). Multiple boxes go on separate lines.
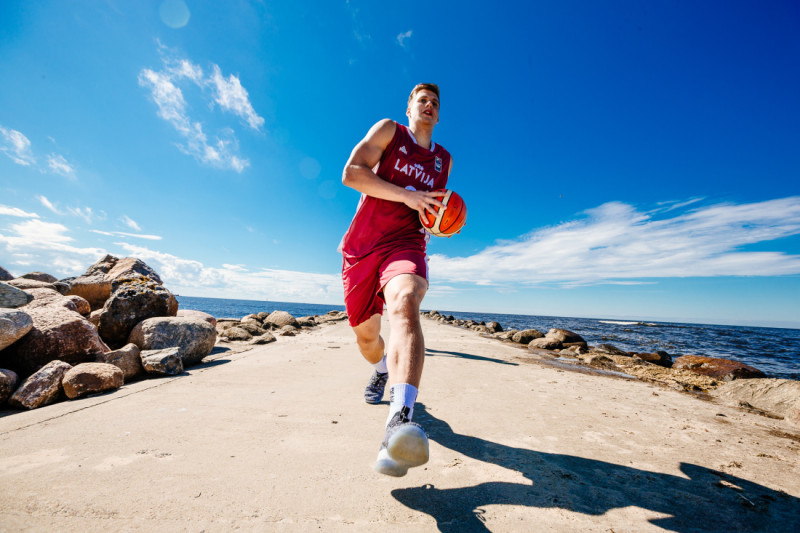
top-left (372, 355), bottom-right (388, 374)
top-left (387, 383), bottom-right (418, 425)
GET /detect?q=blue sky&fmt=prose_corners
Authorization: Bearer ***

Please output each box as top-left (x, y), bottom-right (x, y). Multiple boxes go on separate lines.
top-left (1, 1), bottom-right (798, 328)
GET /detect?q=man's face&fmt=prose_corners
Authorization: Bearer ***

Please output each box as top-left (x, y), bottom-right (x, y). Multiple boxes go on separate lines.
top-left (407, 90), bottom-right (440, 125)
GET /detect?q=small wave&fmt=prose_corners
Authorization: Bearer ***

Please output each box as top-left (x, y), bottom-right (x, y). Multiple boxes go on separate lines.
top-left (599, 320), bottom-right (662, 327)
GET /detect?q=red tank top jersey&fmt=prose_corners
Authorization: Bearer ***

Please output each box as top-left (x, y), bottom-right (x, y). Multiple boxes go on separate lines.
top-left (341, 122), bottom-right (451, 258)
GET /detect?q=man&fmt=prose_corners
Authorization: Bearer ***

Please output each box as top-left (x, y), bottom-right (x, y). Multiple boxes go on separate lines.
top-left (341, 83), bottom-right (453, 477)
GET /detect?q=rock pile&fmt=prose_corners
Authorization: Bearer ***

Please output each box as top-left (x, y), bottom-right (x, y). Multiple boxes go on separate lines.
top-left (215, 310), bottom-right (347, 345)
top-left (1, 255), bottom-right (350, 413)
top-left (0, 256), bottom-right (209, 410)
top-left (421, 310), bottom-right (798, 429)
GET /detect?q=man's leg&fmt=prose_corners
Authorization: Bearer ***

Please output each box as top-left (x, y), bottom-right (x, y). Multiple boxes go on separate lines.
top-left (374, 273), bottom-right (429, 476)
top-left (352, 313), bottom-right (389, 404)
top-left (382, 273), bottom-right (427, 390)
top-left (351, 313), bottom-right (384, 365)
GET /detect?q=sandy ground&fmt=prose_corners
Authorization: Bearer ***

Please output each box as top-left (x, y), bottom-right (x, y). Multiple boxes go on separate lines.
top-left (0, 317), bottom-right (798, 532)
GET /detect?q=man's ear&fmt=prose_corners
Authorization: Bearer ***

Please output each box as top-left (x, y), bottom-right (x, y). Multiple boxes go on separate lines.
top-left (406, 106), bottom-right (411, 119)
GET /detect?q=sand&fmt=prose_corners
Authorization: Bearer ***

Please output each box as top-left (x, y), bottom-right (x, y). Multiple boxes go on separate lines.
top-left (0, 317), bottom-right (798, 532)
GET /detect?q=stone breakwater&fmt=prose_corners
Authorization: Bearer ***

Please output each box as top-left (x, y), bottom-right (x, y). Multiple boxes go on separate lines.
top-left (0, 256), bottom-right (347, 412)
top-left (421, 310), bottom-right (800, 430)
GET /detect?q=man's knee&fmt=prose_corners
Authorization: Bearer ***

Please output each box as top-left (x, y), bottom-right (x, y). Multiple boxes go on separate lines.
top-left (385, 275), bottom-right (427, 317)
top-left (353, 314), bottom-right (381, 345)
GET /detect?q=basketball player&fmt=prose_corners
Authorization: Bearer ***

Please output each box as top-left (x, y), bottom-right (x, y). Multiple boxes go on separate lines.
top-left (340, 84), bottom-right (453, 476)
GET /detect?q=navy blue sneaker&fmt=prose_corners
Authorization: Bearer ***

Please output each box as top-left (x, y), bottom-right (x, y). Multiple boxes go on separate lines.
top-left (374, 406), bottom-right (429, 477)
top-left (364, 370), bottom-right (388, 404)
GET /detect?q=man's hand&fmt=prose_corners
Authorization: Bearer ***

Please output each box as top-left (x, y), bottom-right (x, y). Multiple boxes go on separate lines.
top-left (402, 189), bottom-right (445, 217)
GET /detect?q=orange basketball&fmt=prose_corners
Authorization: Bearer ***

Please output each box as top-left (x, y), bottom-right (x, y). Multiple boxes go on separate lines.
top-left (419, 189), bottom-right (467, 238)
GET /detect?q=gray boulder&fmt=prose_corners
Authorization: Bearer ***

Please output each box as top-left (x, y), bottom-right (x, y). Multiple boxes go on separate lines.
top-left (250, 332), bottom-right (277, 345)
top-left (0, 305), bottom-right (109, 379)
top-left (64, 254), bottom-right (117, 310)
top-left (264, 311), bottom-right (298, 328)
top-left (495, 329), bottom-right (518, 341)
top-left (0, 369), bottom-right (18, 404)
top-left (222, 326), bottom-right (252, 341)
top-left (53, 281), bottom-right (72, 296)
top-left (561, 345), bottom-right (587, 356)
top-left (528, 337), bottom-right (562, 350)
top-left (96, 275), bottom-right (178, 349)
top-left (485, 321), bottom-right (503, 333)
top-left (140, 347), bottom-right (183, 376)
top-left (296, 316), bottom-right (316, 328)
top-left (21, 287), bottom-right (72, 310)
top-left (8, 360), bottom-right (72, 409)
top-left (97, 343), bottom-right (144, 381)
top-left (594, 344), bottom-right (629, 356)
top-left (20, 288), bottom-right (90, 316)
top-left (177, 309), bottom-right (216, 327)
top-left (64, 295), bottom-right (91, 316)
top-left (20, 272), bottom-right (58, 283)
top-left (277, 325), bottom-right (297, 336)
top-left (67, 255), bottom-right (164, 311)
top-left (584, 354), bottom-right (619, 370)
top-left (313, 311), bottom-right (348, 324)
top-left (634, 351), bottom-right (673, 368)
top-left (239, 322), bottom-right (267, 336)
top-left (0, 309), bottom-right (33, 351)
top-left (0, 266), bottom-right (13, 281)
top-left (62, 363), bottom-right (124, 399)
top-left (0, 281), bottom-right (33, 308)
top-left (6, 279), bottom-right (56, 291)
top-left (546, 328), bottom-right (586, 344)
top-left (512, 329), bottom-right (544, 344)
top-left (128, 317), bottom-right (216, 367)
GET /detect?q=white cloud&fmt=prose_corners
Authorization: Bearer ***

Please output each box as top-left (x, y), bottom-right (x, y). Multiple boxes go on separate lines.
top-left (169, 58), bottom-right (204, 83)
top-left (654, 197), bottom-right (705, 213)
top-left (345, 1), bottom-right (371, 45)
top-left (67, 206), bottom-right (94, 224)
top-left (0, 127), bottom-right (78, 178)
top-left (0, 205), bottom-right (39, 218)
top-left (0, 126), bottom-right (36, 166)
top-left (37, 195), bottom-right (62, 214)
top-left (430, 197), bottom-right (800, 287)
top-left (36, 196), bottom-right (99, 224)
top-left (0, 219), bottom-right (106, 276)
top-left (115, 242), bottom-right (342, 304)
top-left (209, 65), bottom-right (264, 130)
top-left (120, 215), bottom-right (141, 231)
top-left (138, 48), bottom-right (263, 172)
top-left (9, 219), bottom-right (73, 244)
top-left (47, 153), bottom-right (75, 177)
top-left (91, 230), bottom-right (162, 241)
top-left (397, 30), bottom-right (413, 48)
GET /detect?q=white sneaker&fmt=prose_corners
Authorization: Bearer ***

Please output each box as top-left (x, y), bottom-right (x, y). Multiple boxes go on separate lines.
top-left (374, 407), bottom-right (429, 477)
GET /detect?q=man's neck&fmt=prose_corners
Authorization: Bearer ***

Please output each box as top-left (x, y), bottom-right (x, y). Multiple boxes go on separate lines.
top-left (408, 123), bottom-right (434, 150)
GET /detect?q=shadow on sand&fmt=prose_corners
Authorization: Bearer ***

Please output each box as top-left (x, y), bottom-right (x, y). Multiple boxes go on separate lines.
top-left (392, 404), bottom-right (799, 532)
top-left (426, 348), bottom-right (518, 367)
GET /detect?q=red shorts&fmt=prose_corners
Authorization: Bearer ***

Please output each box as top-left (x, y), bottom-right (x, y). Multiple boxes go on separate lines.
top-left (342, 247), bottom-right (428, 327)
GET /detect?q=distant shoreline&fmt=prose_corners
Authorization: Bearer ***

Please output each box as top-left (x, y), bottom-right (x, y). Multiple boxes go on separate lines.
top-left (177, 295), bottom-right (800, 380)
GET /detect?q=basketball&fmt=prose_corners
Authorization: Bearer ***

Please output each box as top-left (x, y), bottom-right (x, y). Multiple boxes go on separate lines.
top-left (419, 189), bottom-right (467, 238)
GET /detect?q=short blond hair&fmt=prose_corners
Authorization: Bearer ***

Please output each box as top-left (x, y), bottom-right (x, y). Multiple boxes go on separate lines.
top-left (408, 83), bottom-right (440, 104)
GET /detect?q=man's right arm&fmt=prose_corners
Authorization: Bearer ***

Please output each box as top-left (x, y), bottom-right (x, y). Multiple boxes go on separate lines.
top-left (342, 119), bottom-right (443, 216)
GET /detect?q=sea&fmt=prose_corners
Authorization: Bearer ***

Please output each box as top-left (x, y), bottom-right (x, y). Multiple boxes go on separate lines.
top-left (177, 296), bottom-right (800, 381)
